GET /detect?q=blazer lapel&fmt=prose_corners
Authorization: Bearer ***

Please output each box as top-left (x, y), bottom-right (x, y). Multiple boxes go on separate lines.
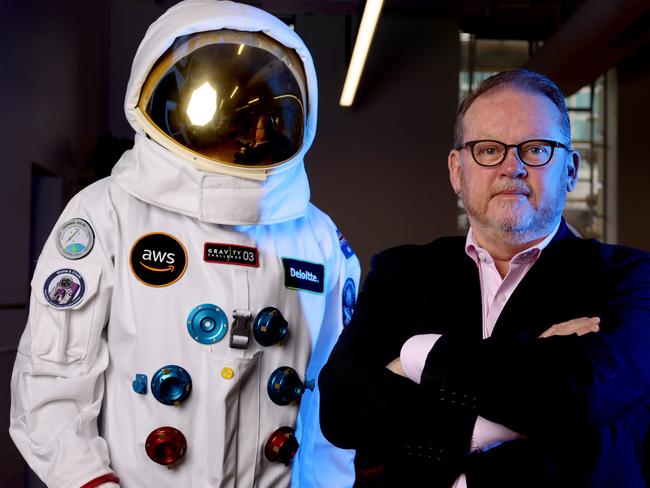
top-left (490, 220), bottom-right (580, 340)
top-left (448, 242), bottom-right (484, 340)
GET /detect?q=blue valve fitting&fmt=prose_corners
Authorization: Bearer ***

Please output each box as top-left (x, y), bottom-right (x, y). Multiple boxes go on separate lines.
top-left (132, 373), bottom-right (147, 394)
top-left (151, 365), bottom-right (192, 406)
top-left (187, 304), bottom-right (228, 345)
top-left (253, 307), bottom-right (288, 346)
top-left (267, 366), bottom-right (305, 406)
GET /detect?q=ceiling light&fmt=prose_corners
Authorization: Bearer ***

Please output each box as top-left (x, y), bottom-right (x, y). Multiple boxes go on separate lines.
top-left (339, 0), bottom-right (384, 107)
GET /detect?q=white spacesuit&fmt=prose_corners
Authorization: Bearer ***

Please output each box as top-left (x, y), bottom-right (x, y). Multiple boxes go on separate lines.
top-left (10, 1), bottom-right (359, 487)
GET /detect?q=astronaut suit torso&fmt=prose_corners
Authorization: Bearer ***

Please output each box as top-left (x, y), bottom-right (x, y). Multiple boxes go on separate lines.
top-left (10, 2), bottom-right (359, 487)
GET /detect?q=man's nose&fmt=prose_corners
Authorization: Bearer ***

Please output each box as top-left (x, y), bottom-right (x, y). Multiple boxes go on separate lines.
top-left (500, 146), bottom-right (527, 178)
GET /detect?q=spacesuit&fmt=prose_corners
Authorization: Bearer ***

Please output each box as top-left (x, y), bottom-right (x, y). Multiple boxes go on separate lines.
top-left (9, 1), bottom-right (359, 487)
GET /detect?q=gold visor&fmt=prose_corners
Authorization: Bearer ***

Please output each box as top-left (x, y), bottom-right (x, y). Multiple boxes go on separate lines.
top-left (138, 30), bottom-right (306, 168)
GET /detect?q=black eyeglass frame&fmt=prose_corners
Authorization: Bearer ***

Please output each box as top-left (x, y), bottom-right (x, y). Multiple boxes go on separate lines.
top-left (455, 139), bottom-right (572, 167)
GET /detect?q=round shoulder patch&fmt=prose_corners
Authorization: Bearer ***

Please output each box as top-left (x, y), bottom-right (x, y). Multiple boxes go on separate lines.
top-left (43, 269), bottom-right (86, 308)
top-left (130, 232), bottom-right (188, 287)
top-left (342, 278), bottom-right (356, 327)
top-left (56, 218), bottom-right (95, 260)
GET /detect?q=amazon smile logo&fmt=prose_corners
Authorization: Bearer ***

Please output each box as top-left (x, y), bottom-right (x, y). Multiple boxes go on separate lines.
top-left (140, 262), bottom-right (175, 272)
top-left (130, 233), bottom-right (187, 287)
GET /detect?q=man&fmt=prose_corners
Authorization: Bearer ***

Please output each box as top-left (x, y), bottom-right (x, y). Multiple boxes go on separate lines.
top-left (10, 1), bottom-right (358, 487)
top-left (319, 69), bottom-right (650, 487)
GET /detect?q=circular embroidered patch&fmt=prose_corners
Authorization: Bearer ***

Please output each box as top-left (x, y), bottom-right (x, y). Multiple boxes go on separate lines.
top-left (342, 278), bottom-right (356, 327)
top-left (130, 232), bottom-right (187, 287)
top-left (43, 269), bottom-right (86, 308)
top-left (55, 218), bottom-right (95, 260)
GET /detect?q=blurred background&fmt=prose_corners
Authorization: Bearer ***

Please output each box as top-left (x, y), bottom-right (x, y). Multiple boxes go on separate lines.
top-left (1, 0), bottom-right (650, 485)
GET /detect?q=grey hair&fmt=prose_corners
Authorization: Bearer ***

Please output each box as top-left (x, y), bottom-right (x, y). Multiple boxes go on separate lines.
top-left (453, 69), bottom-right (571, 148)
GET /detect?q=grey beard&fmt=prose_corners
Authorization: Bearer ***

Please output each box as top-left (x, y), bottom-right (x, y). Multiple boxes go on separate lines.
top-left (463, 190), bottom-right (566, 244)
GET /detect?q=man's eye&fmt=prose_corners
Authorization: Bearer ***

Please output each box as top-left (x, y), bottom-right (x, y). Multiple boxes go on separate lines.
top-left (478, 146), bottom-right (499, 155)
top-left (523, 144), bottom-right (550, 155)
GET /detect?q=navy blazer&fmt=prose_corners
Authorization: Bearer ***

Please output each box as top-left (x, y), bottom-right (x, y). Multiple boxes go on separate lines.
top-left (320, 221), bottom-right (650, 487)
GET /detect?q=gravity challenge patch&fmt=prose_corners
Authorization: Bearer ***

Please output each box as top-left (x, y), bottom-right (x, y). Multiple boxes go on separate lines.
top-left (204, 243), bottom-right (259, 267)
top-left (130, 233), bottom-right (187, 287)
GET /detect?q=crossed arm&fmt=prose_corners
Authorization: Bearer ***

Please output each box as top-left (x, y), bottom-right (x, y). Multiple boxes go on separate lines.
top-left (386, 316), bottom-right (601, 379)
top-left (319, 246), bottom-right (650, 486)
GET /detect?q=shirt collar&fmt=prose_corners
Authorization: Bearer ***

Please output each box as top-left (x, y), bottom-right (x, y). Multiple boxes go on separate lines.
top-left (465, 220), bottom-right (562, 266)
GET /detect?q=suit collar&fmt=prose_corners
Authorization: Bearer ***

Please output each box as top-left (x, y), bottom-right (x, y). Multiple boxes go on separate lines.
top-left (490, 218), bottom-right (581, 339)
top-left (550, 218), bottom-right (580, 244)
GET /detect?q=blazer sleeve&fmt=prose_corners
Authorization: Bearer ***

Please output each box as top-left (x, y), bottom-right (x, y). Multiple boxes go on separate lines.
top-left (420, 245), bottom-right (650, 477)
top-left (319, 249), bottom-right (476, 481)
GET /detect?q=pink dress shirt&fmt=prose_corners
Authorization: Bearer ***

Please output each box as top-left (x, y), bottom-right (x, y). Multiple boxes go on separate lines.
top-left (400, 223), bottom-right (560, 488)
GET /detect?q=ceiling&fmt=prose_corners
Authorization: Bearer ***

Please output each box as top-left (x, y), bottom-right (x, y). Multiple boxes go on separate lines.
top-left (242, 0), bottom-right (650, 95)
top-left (246, 0), bottom-right (580, 33)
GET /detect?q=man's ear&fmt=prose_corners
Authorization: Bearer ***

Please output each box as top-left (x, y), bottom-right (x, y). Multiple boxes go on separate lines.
top-left (566, 150), bottom-right (581, 192)
top-left (448, 149), bottom-right (462, 195)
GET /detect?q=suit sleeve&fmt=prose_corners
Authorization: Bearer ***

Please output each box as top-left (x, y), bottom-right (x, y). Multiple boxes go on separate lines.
top-left (319, 250), bottom-right (476, 483)
top-left (290, 224), bottom-right (359, 488)
top-left (9, 188), bottom-right (117, 488)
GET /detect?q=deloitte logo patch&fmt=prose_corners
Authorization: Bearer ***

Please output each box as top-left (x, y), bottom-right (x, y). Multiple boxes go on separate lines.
top-left (282, 258), bottom-right (324, 294)
top-left (130, 232), bottom-right (187, 287)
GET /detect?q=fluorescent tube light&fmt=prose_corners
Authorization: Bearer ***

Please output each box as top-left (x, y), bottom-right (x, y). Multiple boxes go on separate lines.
top-left (339, 0), bottom-right (384, 107)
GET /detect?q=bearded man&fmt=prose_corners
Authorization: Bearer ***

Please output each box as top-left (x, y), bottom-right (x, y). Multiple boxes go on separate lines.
top-left (320, 69), bottom-right (650, 488)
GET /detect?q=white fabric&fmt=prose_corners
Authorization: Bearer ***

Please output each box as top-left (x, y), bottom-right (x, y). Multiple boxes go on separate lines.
top-left (400, 333), bottom-right (441, 384)
top-left (112, 133), bottom-right (311, 226)
top-left (10, 2), bottom-right (358, 487)
top-left (451, 476), bottom-right (465, 488)
top-left (470, 416), bottom-right (525, 453)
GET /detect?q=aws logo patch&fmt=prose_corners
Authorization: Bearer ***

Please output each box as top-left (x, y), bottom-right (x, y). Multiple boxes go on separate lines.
top-left (130, 232), bottom-right (187, 287)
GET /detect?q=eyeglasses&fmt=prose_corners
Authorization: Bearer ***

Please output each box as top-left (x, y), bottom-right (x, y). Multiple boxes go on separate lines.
top-left (456, 139), bottom-right (571, 167)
